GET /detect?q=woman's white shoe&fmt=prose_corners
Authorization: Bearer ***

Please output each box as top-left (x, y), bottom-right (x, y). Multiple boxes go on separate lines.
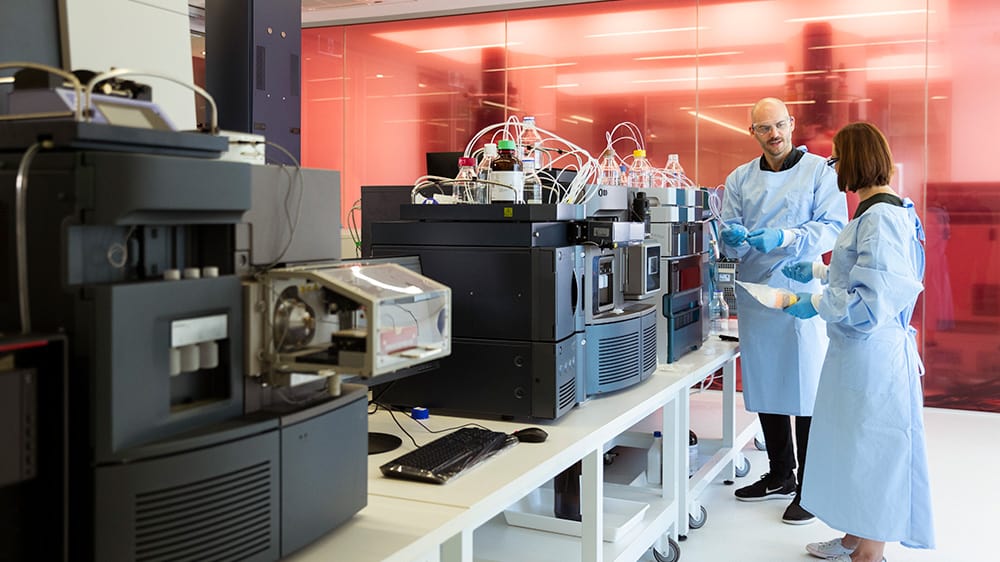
top-left (826, 555), bottom-right (886, 562)
top-left (806, 538), bottom-right (854, 559)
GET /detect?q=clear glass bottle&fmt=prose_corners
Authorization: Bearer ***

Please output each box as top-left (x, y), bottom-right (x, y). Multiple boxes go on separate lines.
top-left (455, 156), bottom-right (478, 203)
top-left (647, 430), bottom-right (663, 485)
top-left (627, 149), bottom-right (653, 189)
top-left (709, 290), bottom-right (730, 333)
top-left (477, 143), bottom-right (498, 181)
top-left (490, 139), bottom-right (524, 203)
top-left (598, 148), bottom-right (621, 186)
top-left (664, 153), bottom-right (686, 187)
top-left (523, 157), bottom-right (542, 204)
top-left (520, 116), bottom-right (543, 162)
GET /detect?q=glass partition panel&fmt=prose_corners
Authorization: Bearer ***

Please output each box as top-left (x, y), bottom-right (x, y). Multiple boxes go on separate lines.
top-left (922, 0), bottom-right (1000, 411)
top-left (301, 0), bottom-right (1000, 412)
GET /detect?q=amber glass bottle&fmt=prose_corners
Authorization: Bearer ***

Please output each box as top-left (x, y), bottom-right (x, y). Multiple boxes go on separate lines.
top-left (489, 139), bottom-right (523, 203)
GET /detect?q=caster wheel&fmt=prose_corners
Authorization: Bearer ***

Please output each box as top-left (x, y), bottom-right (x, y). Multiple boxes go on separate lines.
top-left (754, 436), bottom-right (767, 451)
top-left (652, 537), bottom-right (681, 562)
top-left (735, 455), bottom-right (751, 478)
top-left (688, 505), bottom-right (708, 529)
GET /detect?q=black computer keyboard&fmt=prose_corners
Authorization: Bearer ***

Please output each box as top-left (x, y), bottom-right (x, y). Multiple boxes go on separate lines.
top-left (379, 427), bottom-right (515, 484)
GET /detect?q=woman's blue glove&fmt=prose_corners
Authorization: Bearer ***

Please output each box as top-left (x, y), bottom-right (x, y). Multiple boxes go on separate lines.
top-left (784, 292), bottom-right (818, 319)
top-left (782, 261), bottom-right (814, 283)
top-left (746, 228), bottom-right (784, 253)
top-left (721, 224), bottom-right (748, 246)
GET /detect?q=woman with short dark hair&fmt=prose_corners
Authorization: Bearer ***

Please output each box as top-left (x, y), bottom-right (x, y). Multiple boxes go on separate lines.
top-left (781, 122), bottom-right (935, 562)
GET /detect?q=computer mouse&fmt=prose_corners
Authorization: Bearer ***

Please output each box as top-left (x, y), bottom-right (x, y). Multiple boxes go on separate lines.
top-left (513, 427), bottom-right (548, 443)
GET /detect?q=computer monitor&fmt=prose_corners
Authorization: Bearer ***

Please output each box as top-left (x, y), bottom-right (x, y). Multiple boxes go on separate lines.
top-left (360, 185), bottom-right (413, 258)
top-left (540, 167), bottom-right (578, 189)
top-left (426, 151), bottom-right (464, 179)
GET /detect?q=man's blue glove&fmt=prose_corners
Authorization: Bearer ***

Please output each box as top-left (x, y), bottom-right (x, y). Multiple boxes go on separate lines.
top-left (784, 292), bottom-right (818, 319)
top-left (721, 224), bottom-right (748, 246)
top-left (746, 228), bottom-right (784, 253)
top-left (782, 261), bottom-right (814, 283)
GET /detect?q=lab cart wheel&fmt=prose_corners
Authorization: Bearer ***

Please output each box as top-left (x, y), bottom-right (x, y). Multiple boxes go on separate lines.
top-left (688, 505), bottom-right (708, 529)
top-left (652, 538), bottom-right (681, 562)
top-left (754, 434), bottom-right (767, 451)
top-left (734, 454), bottom-right (751, 478)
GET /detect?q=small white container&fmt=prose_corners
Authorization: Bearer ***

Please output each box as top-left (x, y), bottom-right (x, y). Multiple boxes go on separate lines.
top-left (503, 487), bottom-right (649, 543)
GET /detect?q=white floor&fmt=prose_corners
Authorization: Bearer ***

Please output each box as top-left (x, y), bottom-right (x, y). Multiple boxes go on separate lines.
top-left (639, 407), bottom-right (1000, 562)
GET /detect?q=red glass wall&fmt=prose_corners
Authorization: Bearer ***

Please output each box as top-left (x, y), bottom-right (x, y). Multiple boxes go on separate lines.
top-left (302, 0), bottom-right (1000, 412)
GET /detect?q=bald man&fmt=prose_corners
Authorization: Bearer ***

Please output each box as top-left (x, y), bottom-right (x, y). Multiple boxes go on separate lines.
top-left (719, 97), bottom-right (848, 524)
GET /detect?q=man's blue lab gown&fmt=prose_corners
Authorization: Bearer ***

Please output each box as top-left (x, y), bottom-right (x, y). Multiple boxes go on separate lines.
top-left (722, 152), bottom-right (847, 415)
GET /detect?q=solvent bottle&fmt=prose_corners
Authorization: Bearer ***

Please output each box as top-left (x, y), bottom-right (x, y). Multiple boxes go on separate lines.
top-left (520, 116), bottom-right (543, 163)
top-left (523, 157), bottom-right (542, 204)
top-left (490, 139), bottom-right (524, 203)
top-left (478, 143), bottom-right (498, 181)
top-left (455, 156), bottom-right (478, 203)
top-left (664, 153), bottom-right (686, 187)
top-left (709, 290), bottom-right (730, 333)
top-left (647, 430), bottom-right (663, 485)
top-left (627, 149), bottom-right (653, 189)
top-left (598, 148), bottom-right (621, 186)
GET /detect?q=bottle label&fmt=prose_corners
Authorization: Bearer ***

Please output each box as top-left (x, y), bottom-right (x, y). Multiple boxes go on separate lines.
top-left (490, 171), bottom-right (524, 202)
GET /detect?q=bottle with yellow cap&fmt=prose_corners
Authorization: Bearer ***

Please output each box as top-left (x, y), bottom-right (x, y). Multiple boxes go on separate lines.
top-left (627, 149), bottom-right (653, 189)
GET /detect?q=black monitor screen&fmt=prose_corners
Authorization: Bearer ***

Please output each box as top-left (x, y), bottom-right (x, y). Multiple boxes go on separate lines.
top-left (541, 168), bottom-right (578, 189)
top-left (360, 185), bottom-right (413, 259)
top-left (426, 151), bottom-right (464, 179)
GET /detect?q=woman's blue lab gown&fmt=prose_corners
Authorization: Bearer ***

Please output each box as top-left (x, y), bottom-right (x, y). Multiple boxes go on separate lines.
top-left (722, 152), bottom-right (847, 415)
top-left (801, 198), bottom-right (935, 549)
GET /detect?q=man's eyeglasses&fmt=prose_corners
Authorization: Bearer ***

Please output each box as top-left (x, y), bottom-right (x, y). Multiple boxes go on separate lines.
top-left (751, 117), bottom-right (793, 136)
top-left (825, 156), bottom-right (839, 168)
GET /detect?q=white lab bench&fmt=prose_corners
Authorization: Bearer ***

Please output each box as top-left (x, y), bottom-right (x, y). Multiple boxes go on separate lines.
top-left (290, 338), bottom-right (752, 562)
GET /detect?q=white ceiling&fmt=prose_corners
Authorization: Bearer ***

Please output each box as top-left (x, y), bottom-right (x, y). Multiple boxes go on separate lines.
top-left (188, 0), bottom-right (594, 28)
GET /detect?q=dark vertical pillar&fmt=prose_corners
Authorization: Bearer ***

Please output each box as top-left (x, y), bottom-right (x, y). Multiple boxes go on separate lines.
top-left (801, 22), bottom-right (834, 130)
top-left (477, 46), bottom-right (507, 132)
top-left (205, 0), bottom-right (302, 165)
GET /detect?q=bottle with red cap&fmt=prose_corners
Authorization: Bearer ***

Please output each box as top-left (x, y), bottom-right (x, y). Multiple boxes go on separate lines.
top-left (455, 156), bottom-right (478, 203)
